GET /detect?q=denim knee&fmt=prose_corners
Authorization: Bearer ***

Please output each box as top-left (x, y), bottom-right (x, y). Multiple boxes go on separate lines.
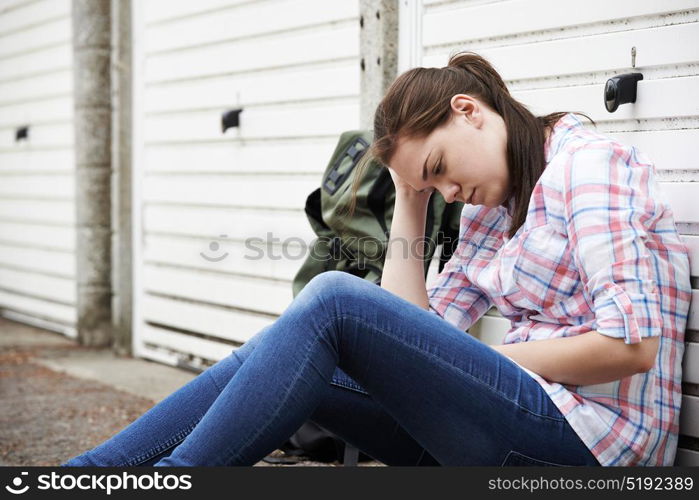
top-left (307, 270), bottom-right (356, 289)
top-left (307, 271), bottom-right (368, 299)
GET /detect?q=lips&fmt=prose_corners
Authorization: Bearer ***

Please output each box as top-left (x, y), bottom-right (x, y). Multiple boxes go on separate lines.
top-left (455, 188), bottom-right (478, 204)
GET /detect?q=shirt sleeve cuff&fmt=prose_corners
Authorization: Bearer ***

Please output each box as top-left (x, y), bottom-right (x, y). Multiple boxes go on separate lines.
top-left (592, 283), bottom-right (663, 344)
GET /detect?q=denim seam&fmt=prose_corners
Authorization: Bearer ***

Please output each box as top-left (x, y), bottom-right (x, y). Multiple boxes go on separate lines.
top-left (206, 367), bottom-right (224, 394)
top-left (340, 314), bottom-right (566, 423)
top-left (415, 448), bottom-right (428, 466)
top-left (225, 315), bottom-right (339, 465)
top-left (124, 418), bottom-right (202, 467)
top-left (330, 375), bottom-right (370, 395)
top-left (125, 371), bottom-right (227, 466)
top-left (500, 449), bottom-right (574, 467)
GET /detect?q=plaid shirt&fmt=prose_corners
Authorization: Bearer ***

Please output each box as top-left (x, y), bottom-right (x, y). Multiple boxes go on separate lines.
top-left (427, 113), bottom-right (692, 466)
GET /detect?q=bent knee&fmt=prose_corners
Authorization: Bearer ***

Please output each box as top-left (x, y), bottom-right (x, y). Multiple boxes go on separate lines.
top-left (306, 270), bottom-right (360, 294)
top-left (298, 271), bottom-right (368, 310)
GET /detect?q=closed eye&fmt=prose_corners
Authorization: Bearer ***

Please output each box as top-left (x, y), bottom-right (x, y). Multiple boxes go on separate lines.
top-left (433, 161), bottom-right (443, 176)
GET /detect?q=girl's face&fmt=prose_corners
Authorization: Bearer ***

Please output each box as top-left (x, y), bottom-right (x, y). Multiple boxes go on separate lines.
top-left (389, 94), bottom-right (510, 208)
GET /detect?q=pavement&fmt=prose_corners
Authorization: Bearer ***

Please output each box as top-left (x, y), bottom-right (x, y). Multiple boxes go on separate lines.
top-left (0, 316), bottom-right (382, 467)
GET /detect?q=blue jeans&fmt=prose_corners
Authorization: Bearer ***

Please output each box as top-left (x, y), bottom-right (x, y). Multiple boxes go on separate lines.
top-left (60, 271), bottom-right (600, 466)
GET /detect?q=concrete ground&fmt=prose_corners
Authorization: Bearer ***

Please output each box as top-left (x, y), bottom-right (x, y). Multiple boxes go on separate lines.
top-left (0, 317), bottom-right (382, 467)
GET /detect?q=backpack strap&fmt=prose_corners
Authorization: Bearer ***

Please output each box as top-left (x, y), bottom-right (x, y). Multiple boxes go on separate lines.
top-left (437, 201), bottom-right (463, 273)
top-left (304, 187), bottom-right (331, 233)
top-left (323, 136), bottom-right (370, 195)
top-left (366, 167), bottom-right (394, 240)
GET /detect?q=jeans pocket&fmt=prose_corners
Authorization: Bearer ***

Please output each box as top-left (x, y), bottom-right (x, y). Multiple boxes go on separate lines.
top-left (501, 450), bottom-right (573, 467)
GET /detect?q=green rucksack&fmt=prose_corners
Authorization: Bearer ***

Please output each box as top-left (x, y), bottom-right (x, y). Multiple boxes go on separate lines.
top-left (292, 129), bottom-right (464, 298)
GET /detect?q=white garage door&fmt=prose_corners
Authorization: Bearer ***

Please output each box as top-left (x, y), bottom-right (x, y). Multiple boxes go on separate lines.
top-left (132, 0), bottom-right (361, 368)
top-left (0, 0), bottom-right (77, 336)
top-left (412, 0), bottom-right (699, 466)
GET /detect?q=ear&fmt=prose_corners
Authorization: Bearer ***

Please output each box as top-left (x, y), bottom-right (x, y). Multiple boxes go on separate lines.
top-left (449, 94), bottom-right (483, 128)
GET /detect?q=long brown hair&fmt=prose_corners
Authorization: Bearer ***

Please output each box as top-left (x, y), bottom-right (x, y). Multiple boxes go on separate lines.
top-left (347, 51), bottom-right (593, 239)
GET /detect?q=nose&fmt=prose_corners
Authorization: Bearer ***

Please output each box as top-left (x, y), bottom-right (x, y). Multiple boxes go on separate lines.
top-left (437, 183), bottom-right (461, 203)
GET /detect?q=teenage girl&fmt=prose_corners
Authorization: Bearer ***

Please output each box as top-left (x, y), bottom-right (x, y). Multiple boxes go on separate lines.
top-left (61, 52), bottom-right (691, 467)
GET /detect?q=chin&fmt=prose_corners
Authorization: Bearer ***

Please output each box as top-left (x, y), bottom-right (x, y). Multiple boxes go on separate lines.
top-left (484, 196), bottom-right (507, 209)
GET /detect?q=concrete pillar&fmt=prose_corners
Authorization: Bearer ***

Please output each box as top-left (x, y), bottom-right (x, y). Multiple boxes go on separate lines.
top-left (359, 0), bottom-right (400, 129)
top-left (111, 0), bottom-right (133, 356)
top-left (72, 0), bottom-right (112, 346)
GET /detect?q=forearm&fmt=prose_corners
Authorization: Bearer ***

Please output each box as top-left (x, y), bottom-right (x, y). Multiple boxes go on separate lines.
top-left (381, 193), bottom-right (430, 309)
top-left (491, 332), bottom-right (657, 386)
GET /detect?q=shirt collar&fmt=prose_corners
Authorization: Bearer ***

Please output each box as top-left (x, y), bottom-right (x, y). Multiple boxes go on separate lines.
top-left (544, 112), bottom-right (583, 164)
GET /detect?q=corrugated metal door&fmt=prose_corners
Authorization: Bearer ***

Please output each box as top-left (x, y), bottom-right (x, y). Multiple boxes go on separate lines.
top-left (131, 0), bottom-right (361, 369)
top-left (413, 0), bottom-right (699, 465)
top-left (0, 0), bottom-right (77, 336)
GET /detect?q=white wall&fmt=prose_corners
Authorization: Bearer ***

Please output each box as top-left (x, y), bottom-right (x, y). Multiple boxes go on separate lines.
top-left (131, 0), bottom-right (362, 367)
top-left (0, 0), bottom-right (77, 335)
top-left (416, 0), bottom-right (699, 466)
